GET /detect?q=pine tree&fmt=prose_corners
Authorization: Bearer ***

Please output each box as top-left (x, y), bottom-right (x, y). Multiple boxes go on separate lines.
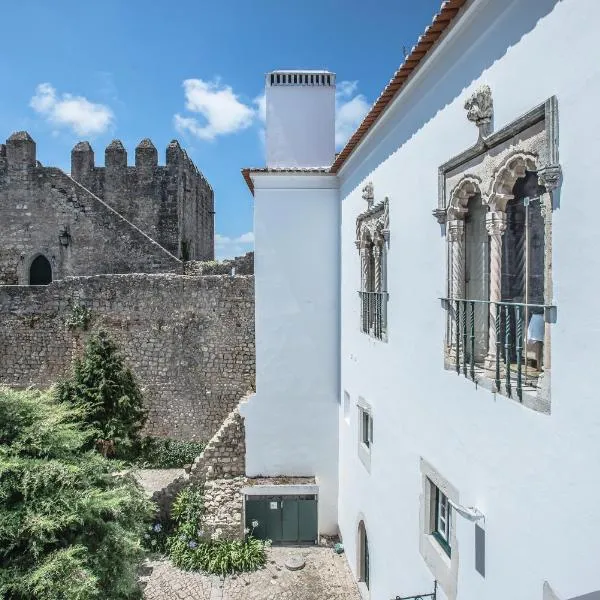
top-left (57, 331), bottom-right (147, 457)
top-left (0, 386), bottom-right (153, 599)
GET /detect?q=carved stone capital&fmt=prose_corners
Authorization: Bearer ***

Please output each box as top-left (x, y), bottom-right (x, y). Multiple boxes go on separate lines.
top-left (464, 85), bottom-right (493, 138)
top-left (537, 164), bottom-right (562, 192)
top-left (485, 211), bottom-right (507, 236)
top-left (447, 219), bottom-right (465, 242)
top-left (432, 207), bottom-right (447, 224)
top-left (362, 181), bottom-right (374, 208)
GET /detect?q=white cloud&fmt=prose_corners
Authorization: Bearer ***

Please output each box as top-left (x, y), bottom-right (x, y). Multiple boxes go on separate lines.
top-left (30, 83), bottom-right (114, 136)
top-left (335, 80), bottom-right (370, 149)
top-left (215, 231), bottom-right (254, 260)
top-left (174, 78), bottom-right (255, 141)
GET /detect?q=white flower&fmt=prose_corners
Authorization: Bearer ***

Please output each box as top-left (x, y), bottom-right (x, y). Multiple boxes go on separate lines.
top-left (151, 539), bottom-right (157, 546)
top-left (251, 520), bottom-right (259, 528)
top-left (153, 523), bottom-right (162, 533)
top-left (144, 533), bottom-right (150, 539)
top-left (244, 527), bottom-right (250, 535)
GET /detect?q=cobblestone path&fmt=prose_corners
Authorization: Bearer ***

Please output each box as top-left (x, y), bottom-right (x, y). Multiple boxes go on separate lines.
top-left (143, 546), bottom-right (361, 600)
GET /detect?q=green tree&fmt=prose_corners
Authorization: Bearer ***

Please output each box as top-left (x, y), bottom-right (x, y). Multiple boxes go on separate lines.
top-left (0, 386), bottom-right (153, 600)
top-left (57, 331), bottom-right (147, 457)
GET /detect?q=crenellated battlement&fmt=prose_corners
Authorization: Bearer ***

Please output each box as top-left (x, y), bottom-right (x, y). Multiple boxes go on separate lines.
top-left (67, 136), bottom-right (214, 260)
top-left (0, 131), bottom-right (214, 262)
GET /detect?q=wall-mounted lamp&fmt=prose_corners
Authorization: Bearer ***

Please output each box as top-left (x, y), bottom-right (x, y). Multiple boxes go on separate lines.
top-left (58, 227), bottom-right (71, 247)
top-left (448, 499), bottom-right (484, 522)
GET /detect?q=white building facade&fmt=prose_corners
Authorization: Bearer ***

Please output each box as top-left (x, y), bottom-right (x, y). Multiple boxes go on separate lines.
top-left (243, 1), bottom-right (600, 599)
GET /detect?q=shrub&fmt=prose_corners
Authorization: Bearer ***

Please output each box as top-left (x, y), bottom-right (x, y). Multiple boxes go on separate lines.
top-left (56, 331), bottom-right (147, 457)
top-left (0, 387), bottom-right (153, 600)
top-left (126, 437), bottom-right (206, 468)
top-left (166, 485), bottom-right (269, 575)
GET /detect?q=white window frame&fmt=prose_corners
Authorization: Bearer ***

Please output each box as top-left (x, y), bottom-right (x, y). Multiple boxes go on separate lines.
top-left (419, 458), bottom-right (459, 600)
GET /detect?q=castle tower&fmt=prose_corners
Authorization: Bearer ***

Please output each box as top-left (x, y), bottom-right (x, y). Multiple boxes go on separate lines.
top-left (266, 70), bottom-right (336, 168)
top-left (241, 70), bottom-right (340, 536)
top-left (6, 131), bottom-right (36, 171)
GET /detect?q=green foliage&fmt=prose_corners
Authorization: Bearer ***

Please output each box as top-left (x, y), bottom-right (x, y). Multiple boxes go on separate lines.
top-left (0, 387), bottom-right (153, 600)
top-left (122, 437), bottom-right (206, 468)
top-left (142, 521), bottom-right (171, 555)
top-left (166, 485), bottom-right (268, 575)
top-left (66, 303), bottom-right (92, 331)
top-left (56, 331), bottom-right (147, 457)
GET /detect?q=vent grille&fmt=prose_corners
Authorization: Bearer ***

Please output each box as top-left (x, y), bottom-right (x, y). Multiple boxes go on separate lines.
top-left (268, 71), bottom-right (335, 87)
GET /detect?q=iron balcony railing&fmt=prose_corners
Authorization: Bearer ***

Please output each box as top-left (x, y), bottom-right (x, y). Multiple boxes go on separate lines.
top-left (358, 291), bottom-right (388, 340)
top-left (441, 298), bottom-right (555, 402)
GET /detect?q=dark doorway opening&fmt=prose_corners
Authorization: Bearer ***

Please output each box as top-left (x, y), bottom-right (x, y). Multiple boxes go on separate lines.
top-left (29, 255), bottom-right (52, 285)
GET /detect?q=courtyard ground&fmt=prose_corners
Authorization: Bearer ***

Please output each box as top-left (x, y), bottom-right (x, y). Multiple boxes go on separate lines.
top-left (142, 545), bottom-right (361, 600)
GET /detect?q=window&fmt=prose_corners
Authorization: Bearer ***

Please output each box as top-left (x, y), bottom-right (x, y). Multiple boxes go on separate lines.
top-left (433, 486), bottom-right (451, 557)
top-left (435, 95), bottom-right (562, 410)
top-left (361, 410), bottom-right (373, 448)
top-left (419, 459), bottom-right (459, 600)
top-left (356, 184), bottom-right (389, 341)
top-left (357, 399), bottom-right (373, 471)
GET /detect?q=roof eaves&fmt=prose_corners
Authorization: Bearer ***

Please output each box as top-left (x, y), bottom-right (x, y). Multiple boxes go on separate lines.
top-left (330, 0), bottom-right (468, 174)
top-left (241, 166), bottom-right (332, 196)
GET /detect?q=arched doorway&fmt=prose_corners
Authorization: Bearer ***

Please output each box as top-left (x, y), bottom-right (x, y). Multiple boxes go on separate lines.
top-left (358, 520), bottom-right (370, 591)
top-left (29, 255), bottom-right (52, 285)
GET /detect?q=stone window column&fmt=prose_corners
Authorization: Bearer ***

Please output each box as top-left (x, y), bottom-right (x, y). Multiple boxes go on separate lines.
top-left (372, 243), bottom-right (382, 292)
top-left (536, 164), bottom-right (561, 384)
top-left (360, 245), bottom-right (371, 292)
top-left (447, 219), bottom-right (465, 350)
top-left (484, 210), bottom-right (507, 370)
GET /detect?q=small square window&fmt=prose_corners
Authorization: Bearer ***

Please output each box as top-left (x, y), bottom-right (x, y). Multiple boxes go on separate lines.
top-left (357, 401), bottom-right (373, 472)
top-left (361, 410), bottom-right (373, 448)
top-left (433, 485), bottom-right (452, 557)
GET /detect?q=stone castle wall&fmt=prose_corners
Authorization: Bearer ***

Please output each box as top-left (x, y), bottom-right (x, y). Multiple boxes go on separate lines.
top-left (0, 133), bottom-right (182, 285)
top-left (0, 274), bottom-right (254, 440)
top-left (71, 138), bottom-right (214, 260)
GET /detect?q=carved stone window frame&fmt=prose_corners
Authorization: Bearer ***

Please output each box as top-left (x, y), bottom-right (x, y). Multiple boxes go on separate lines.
top-left (433, 93), bottom-right (562, 414)
top-left (356, 184), bottom-right (390, 342)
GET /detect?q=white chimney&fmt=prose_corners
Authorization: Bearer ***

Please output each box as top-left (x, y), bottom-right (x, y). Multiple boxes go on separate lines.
top-left (265, 70), bottom-right (336, 168)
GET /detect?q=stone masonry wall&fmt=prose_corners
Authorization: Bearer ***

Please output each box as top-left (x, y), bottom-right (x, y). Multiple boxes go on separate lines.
top-left (71, 138), bottom-right (214, 261)
top-left (0, 132), bottom-right (182, 285)
top-left (184, 252), bottom-right (254, 276)
top-left (0, 274), bottom-right (254, 441)
top-left (151, 402), bottom-right (247, 539)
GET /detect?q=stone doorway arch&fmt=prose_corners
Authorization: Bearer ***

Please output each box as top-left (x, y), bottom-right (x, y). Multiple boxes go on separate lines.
top-left (29, 254), bottom-right (52, 285)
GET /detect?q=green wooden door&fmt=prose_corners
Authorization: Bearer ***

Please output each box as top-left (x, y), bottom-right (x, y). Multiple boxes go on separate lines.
top-left (298, 498), bottom-right (318, 542)
top-left (281, 499), bottom-right (299, 542)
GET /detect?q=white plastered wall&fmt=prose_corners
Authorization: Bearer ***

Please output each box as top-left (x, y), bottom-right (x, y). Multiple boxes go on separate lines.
top-left (337, 0), bottom-right (600, 599)
top-left (241, 173), bottom-right (340, 534)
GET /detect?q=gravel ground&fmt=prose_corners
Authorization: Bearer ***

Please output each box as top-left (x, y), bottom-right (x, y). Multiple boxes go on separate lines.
top-left (142, 545), bottom-right (361, 600)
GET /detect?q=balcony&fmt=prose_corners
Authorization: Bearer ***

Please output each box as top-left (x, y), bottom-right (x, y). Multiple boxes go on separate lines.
top-left (359, 291), bottom-right (388, 341)
top-left (442, 298), bottom-right (554, 403)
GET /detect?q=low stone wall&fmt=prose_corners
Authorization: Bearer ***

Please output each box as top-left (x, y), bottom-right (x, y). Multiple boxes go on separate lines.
top-left (0, 274), bottom-right (254, 441)
top-left (151, 402), bottom-right (247, 538)
top-left (185, 252), bottom-right (254, 276)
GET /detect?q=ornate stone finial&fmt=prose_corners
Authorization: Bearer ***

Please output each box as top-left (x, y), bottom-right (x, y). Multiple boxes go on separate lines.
top-left (362, 181), bottom-right (374, 209)
top-left (464, 85), bottom-right (493, 138)
top-left (536, 164), bottom-right (562, 192)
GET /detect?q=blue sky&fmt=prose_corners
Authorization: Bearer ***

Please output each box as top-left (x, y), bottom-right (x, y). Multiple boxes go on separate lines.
top-left (0, 0), bottom-right (441, 259)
